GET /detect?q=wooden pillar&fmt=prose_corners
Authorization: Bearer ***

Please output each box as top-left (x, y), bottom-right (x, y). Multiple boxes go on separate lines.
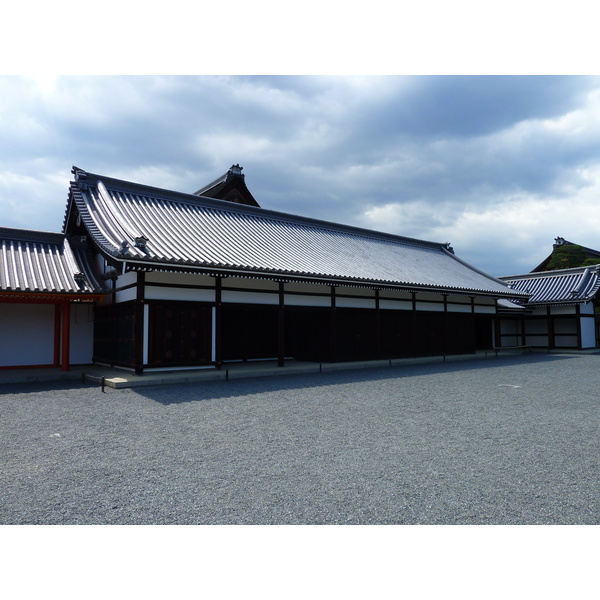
top-left (215, 277), bottom-right (222, 369)
top-left (61, 301), bottom-right (71, 371)
top-left (134, 271), bottom-right (145, 375)
top-left (576, 304), bottom-right (582, 349)
top-left (443, 294), bottom-right (448, 357)
top-left (411, 292), bottom-right (417, 357)
top-left (375, 289), bottom-right (381, 359)
top-left (329, 286), bottom-right (337, 362)
top-left (547, 306), bottom-right (555, 349)
top-left (278, 282), bottom-right (285, 367)
top-left (54, 304), bottom-right (61, 367)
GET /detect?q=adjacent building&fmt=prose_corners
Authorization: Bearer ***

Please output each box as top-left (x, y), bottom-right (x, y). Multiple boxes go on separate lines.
top-left (498, 265), bottom-right (600, 350)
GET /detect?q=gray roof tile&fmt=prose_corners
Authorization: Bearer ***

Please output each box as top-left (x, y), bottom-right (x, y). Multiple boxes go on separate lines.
top-left (0, 227), bottom-right (104, 296)
top-left (499, 266), bottom-right (600, 305)
top-left (67, 169), bottom-right (527, 298)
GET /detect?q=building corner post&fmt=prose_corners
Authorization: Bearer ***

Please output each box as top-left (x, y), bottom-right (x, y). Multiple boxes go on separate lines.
top-left (134, 271), bottom-right (145, 375)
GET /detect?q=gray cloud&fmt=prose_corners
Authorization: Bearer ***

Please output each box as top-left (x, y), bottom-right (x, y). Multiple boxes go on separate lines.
top-left (2, 75), bottom-right (600, 276)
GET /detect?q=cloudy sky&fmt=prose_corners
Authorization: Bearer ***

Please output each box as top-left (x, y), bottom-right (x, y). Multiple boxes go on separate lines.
top-left (2, 3), bottom-right (598, 279)
top-left (3, 74), bottom-right (600, 277)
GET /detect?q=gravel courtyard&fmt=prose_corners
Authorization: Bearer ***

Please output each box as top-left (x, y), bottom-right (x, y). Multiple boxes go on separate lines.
top-left (1, 353), bottom-right (598, 525)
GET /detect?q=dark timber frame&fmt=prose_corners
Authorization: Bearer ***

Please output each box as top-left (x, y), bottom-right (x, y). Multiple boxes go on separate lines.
top-left (93, 270), bottom-right (500, 373)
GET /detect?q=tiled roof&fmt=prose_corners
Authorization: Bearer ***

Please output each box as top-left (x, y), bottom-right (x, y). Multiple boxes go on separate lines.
top-left (499, 266), bottom-right (600, 305)
top-left (0, 227), bottom-right (104, 296)
top-left (65, 167), bottom-right (527, 298)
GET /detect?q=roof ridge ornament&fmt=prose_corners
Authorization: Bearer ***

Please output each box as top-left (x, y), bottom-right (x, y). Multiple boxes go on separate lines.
top-left (71, 166), bottom-right (86, 182)
top-left (134, 235), bottom-right (149, 250)
top-left (226, 164), bottom-right (244, 181)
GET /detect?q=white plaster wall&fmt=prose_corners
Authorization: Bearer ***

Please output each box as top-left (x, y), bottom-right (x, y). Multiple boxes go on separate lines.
top-left (580, 318), bottom-right (596, 348)
top-left (223, 277), bottom-right (279, 291)
top-left (285, 281), bottom-right (327, 294)
top-left (336, 297), bottom-right (376, 309)
top-left (474, 305), bottom-right (496, 314)
top-left (379, 290), bottom-right (412, 301)
top-left (284, 294), bottom-right (330, 307)
top-left (415, 301), bottom-right (444, 312)
top-left (145, 286), bottom-right (215, 302)
top-left (447, 303), bottom-right (472, 313)
top-left (415, 292), bottom-right (443, 302)
top-left (0, 304), bottom-right (55, 366)
top-left (115, 288), bottom-right (136, 303)
top-left (379, 299), bottom-right (412, 311)
top-left (336, 287), bottom-right (374, 298)
top-left (117, 271), bottom-right (138, 287)
top-left (222, 290), bottom-right (279, 305)
top-left (146, 272), bottom-right (215, 287)
top-left (446, 295), bottom-right (472, 305)
top-left (550, 305), bottom-right (577, 315)
top-left (69, 304), bottom-right (94, 364)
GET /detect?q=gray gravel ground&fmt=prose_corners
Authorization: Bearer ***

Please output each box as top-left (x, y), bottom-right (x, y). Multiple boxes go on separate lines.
top-left (1, 353), bottom-right (598, 524)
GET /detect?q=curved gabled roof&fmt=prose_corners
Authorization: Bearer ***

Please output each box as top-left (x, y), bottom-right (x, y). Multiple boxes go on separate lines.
top-left (499, 266), bottom-right (600, 305)
top-left (0, 227), bottom-right (105, 296)
top-left (65, 167), bottom-right (527, 298)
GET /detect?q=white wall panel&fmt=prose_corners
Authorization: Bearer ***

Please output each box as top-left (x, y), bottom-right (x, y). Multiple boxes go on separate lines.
top-left (115, 288), bottom-right (136, 303)
top-left (550, 305), bottom-right (577, 315)
top-left (580, 318), bottom-right (596, 348)
top-left (116, 271), bottom-right (137, 287)
top-left (284, 294), bottom-right (331, 307)
top-left (285, 282), bottom-right (328, 294)
top-left (415, 302), bottom-right (444, 312)
top-left (222, 290), bottom-right (278, 305)
top-left (336, 287), bottom-right (374, 298)
top-left (336, 297), bottom-right (376, 309)
top-left (0, 304), bottom-right (54, 366)
top-left (474, 305), bottom-right (496, 314)
top-left (69, 304), bottom-right (94, 364)
top-left (447, 304), bottom-right (472, 313)
top-left (379, 290), bottom-right (412, 301)
top-left (379, 299), bottom-right (412, 311)
top-left (145, 286), bottom-right (215, 302)
top-left (146, 272), bottom-right (215, 287)
top-left (223, 277), bottom-right (279, 291)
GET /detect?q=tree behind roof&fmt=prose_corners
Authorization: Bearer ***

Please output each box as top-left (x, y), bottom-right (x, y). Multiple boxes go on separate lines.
top-left (545, 244), bottom-right (587, 270)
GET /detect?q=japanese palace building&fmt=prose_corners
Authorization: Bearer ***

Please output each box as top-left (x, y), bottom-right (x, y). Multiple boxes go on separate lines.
top-left (1, 165), bottom-right (554, 373)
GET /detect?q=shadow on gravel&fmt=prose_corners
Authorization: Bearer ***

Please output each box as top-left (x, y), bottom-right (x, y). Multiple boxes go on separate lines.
top-left (135, 353), bottom-right (577, 405)
top-left (0, 379), bottom-right (100, 395)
